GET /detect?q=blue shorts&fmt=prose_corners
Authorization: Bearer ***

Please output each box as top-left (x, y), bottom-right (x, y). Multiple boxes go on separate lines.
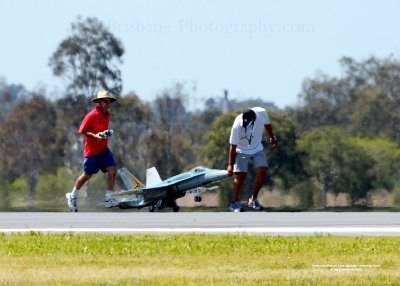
top-left (83, 148), bottom-right (116, 175)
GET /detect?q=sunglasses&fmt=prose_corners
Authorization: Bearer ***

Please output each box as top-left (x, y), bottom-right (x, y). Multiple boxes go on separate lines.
top-left (101, 100), bottom-right (113, 104)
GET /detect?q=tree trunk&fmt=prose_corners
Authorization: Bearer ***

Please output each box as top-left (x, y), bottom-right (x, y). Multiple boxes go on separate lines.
top-left (322, 184), bottom-right (327, 209)
top-left (28, 170), bottom-right (39, 209)
top-left (0, 179), bottom-right (10, 210)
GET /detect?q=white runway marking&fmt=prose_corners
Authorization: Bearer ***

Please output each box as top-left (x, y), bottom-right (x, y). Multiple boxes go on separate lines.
top-left (1, 227), bottom-right (400, 235)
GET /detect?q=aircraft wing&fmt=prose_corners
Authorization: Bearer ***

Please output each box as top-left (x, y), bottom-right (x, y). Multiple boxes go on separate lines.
top-left (113, 172), bottom-right (205, 196)
top-left (113, 187), bottom-right (166, 196)
top-left (112, 187), bottom-right (167, 208)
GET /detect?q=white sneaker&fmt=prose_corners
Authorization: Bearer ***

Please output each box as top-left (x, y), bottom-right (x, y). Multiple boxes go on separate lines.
top-left (229, 201), bottom-right (244, 212)
top-left (105, 197), bottom-right (119, 208)
top-left (248, 197), bottom-right (263, 210)
top-left (66, 193), bottom-right (78, 212)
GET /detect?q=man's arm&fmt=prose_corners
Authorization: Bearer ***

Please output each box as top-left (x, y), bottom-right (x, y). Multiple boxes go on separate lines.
top-left (265, 124), bottom-right (278, 147)
top-left (83, 132), bottom-right (103, 141)
top-left (227, 144), bottom-right (237, 176)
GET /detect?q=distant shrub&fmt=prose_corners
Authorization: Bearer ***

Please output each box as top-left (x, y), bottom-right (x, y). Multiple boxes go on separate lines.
top-left (289, 180), bottom-right (321, 209)
top-left (392, 188), bottom-right (400, 207)
top-left (8, 177), bottom-right (30, 208)
top-left (36, 167), bottom-right (75, 205)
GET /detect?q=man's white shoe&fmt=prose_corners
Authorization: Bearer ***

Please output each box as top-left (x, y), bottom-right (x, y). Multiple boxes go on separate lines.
top-left (248, 197), bottom-right (263, 210)
top-left (66, 193), bottom-right (78, 212)
top-left (105, 197), bottom-right (119, 208)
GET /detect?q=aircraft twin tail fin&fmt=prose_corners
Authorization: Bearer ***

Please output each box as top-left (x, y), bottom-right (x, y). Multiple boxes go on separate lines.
top-left (146, 167), bottom-right (162, 186)
top-left (117, 167), bottom-right (144, 190)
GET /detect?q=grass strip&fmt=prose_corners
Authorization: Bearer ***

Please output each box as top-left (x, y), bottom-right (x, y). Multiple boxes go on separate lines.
top-left (0, 233), bottom-right (399, 285)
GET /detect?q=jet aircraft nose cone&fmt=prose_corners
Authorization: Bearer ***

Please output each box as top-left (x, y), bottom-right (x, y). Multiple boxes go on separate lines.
top-left (204, 169), bottom-right (228, 183)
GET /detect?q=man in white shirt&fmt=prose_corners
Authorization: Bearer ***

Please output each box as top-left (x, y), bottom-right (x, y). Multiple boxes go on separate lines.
top-left (227, 107), bottom-right (278, 212)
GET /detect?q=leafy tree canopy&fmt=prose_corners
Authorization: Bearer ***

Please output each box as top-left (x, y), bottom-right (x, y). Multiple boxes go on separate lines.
top-left (292, 56), bottom-right (400, 143)
top-left (297, 127), bottom-right (378, 205)
top-left (49, 16), bottom-right (124, 98)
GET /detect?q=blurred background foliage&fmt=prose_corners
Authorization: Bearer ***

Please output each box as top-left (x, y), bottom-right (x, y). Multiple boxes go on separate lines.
top-left (0, 17), bottom-right (399, 211)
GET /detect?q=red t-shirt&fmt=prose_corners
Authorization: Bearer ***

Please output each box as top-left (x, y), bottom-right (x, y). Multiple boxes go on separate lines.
top-left (79, 107), bottom-right (110, 157)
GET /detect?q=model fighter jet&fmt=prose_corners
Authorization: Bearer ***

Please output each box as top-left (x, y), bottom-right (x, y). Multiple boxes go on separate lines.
top-left (104, 166), bottom-right (228, 212)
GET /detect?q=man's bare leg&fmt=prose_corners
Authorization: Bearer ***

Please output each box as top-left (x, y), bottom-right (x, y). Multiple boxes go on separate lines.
top-left (251, 166), bottom-right (267, 199)
top-left (233, 172), bottom-right (247, 201)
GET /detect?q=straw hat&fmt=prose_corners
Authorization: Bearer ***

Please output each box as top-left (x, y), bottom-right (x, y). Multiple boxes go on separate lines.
top-left (92, 90), bottom-right (117, 103)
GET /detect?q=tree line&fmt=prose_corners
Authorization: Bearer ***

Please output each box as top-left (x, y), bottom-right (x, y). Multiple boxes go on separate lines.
top-left (0, 17), bottom-right (399, 210)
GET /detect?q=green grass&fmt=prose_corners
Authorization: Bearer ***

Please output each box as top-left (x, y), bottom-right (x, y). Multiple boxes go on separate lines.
top-left (0, 233), bottom-right (399, 285)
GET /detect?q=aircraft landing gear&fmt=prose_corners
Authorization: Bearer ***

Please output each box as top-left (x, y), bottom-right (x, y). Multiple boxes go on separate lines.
top-left (171, 199), bottom-right (180, 212)
top-left (149, 199), bottom-right (179, 212)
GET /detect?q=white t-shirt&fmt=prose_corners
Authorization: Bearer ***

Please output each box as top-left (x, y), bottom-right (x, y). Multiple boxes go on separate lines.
top-left (229, 107), bottom-right (270, 154)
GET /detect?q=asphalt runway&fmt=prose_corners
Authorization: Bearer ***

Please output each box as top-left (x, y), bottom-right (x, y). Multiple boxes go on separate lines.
top-left (0, 212), bottom-right (399, 236)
